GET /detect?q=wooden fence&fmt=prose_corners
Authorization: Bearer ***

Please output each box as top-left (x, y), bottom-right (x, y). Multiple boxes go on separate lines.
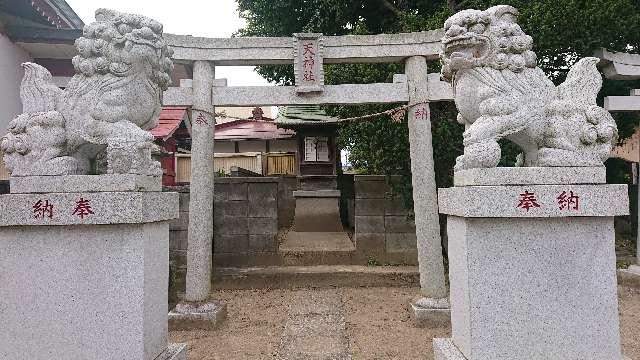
top-left (175, 154), bottom-right (192, 183)
top-left (175, 152), bottom-right (296, 183)
top-left (266, 153), bottom-right (296, 175)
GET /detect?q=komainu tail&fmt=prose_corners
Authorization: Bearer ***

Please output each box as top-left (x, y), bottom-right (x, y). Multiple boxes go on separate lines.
top-left (557, 57), bottom-right (602, 106)
top-left (20, 62), bottom-right (63, 113)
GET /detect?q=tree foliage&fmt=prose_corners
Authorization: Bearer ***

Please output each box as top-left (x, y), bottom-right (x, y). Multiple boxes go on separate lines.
top-left (237, 0), bottom-right (640, 209)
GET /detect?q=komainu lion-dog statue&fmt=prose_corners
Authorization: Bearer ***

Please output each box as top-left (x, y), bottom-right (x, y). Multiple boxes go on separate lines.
top-left (1, 9), bottom-right (174, 176)
top-left (441, 5), bottom-right (617, 170)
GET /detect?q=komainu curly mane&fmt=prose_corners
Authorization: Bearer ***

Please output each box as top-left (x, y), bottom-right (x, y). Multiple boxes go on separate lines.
top-left (1, 9), bottom-right (174, 176)
top-left (441, 5), bottom-right (617, 170)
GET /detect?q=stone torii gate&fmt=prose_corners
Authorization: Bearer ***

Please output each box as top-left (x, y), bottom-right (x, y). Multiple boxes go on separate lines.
top-left (162, 30), bottom-right (455, 324)
top-left (597, 48), bottom-right (640, 283)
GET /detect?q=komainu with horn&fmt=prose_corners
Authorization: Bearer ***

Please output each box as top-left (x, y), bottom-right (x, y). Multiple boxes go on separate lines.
top-left (1, 9), bottom-right (174, 176)
top-left (441, 5), bottom-right (617, 170)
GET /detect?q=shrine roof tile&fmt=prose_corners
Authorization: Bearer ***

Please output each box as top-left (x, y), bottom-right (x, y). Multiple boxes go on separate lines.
top-left (151, 107), bottom-right (298, 141)
top-left (151, 107), bottom-right (188, 140)
top-left (275, 105), bottom-right (338, 126)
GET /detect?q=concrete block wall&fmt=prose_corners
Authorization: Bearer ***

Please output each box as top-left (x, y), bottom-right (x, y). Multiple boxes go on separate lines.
top-left (213, 178), bottom-right (279, 259)
top-left (167, 177), bottom-right (296, 276)
top-left (354, 175), bottom-right (418, 265)
top-left (168, 188), bottom-right (190, 274)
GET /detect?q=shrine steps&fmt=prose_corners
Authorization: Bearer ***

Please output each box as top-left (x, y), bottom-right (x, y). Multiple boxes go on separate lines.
top-left (211, 265), bottom-right (419, 290)
top-left (278, 231), bottom-right (355, 266)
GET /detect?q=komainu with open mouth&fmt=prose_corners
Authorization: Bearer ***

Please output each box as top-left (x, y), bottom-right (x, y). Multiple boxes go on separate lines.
top-left (441, 5), bottom-right (617, 170)
top-left (1, 9), bottom-right (174, 176)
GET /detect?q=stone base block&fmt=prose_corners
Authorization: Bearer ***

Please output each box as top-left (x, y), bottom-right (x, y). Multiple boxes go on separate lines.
top-left (445, 216), bottom-right (624, 359)
top-left (0, 220), bottom-right (172, 360)
top-left (433, 338), bottom-right (467, 360)
top-left (157, 343), bottom-right (188, 360)
top-left (410, 297), bottom-right (450, 327)
top-left (169, 301), bottom-right (228, 330)
top-left (618, 264), bottom-right (640, 287)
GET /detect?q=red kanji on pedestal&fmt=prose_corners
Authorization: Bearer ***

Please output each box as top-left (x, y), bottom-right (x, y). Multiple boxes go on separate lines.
top-left (557, 191), bottom-right (579, 210)
top-left (73, 197), bottom-right (94, 219)
top-left (517, 191), bottom-right (540, 212)
top-left (33, 199), bottom-right (54, 219)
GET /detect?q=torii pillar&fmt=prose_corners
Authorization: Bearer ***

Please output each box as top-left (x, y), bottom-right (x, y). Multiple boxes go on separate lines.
top-left (405, 56), bottom-right (450, 326)
top-left (168, 60), bottom-right (227, 329)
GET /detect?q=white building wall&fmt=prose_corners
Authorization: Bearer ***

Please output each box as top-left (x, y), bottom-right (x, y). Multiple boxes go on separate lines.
top-left (214, 141), bottom-right (236, 153)
top-left (239, 140), bottom-right (267, 153)
top-left (213, 139), bottom-right (296, 154)
top-left (0, 32), bottom-right (31, 134)
top-left (270, 139), bottom-right (297, 153)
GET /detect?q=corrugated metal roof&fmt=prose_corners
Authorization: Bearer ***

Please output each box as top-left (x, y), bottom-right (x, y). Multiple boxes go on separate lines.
top-left (151, 107), bottom-right (188, 140)
top-left (275, 105), bottom-right (338, 125)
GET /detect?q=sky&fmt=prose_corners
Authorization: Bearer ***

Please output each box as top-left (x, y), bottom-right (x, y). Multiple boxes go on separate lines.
top-left (65, 0), bottom-right (272, 87)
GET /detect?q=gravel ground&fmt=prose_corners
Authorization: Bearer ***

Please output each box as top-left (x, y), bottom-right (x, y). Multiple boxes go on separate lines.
top-left (170, 289), bottom-right (288, 359)
top-left (170, 285), bottom-right (640, 360)
top-left (619, 285), bottom-right (640, 358)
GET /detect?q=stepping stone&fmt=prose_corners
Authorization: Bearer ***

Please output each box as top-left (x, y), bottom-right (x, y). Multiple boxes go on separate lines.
top-left (277, 289), bottom-right (351, 360)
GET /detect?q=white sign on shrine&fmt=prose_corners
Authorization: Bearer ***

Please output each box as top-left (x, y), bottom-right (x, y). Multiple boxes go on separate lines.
top-left (304, 136), bottom-right (329, 162)
top-left (293, 33), bottom-right (324, 93)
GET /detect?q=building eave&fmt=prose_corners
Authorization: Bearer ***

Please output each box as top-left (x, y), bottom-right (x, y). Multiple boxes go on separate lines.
top-left (45, 0), bottom-right (85, 29)
top-left (7, 26), bottom-right (81, 44)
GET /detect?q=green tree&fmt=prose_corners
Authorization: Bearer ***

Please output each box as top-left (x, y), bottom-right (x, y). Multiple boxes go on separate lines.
top-left (237, 0), bottom-right (640, 209)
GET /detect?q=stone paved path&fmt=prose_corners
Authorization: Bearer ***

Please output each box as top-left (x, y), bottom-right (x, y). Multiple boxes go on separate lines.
top-left (277, 289), bottom-right (352, 360)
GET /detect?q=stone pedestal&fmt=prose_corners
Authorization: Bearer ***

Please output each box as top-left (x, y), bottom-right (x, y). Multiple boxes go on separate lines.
top-left (434, 168), bottom-right (629, 360)
top-left (298, 174), bottom-right (338, 191)
top-left (0, 175), bottom-right (186, 360)
top-left (292, 190), bottom-right (343, 232)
